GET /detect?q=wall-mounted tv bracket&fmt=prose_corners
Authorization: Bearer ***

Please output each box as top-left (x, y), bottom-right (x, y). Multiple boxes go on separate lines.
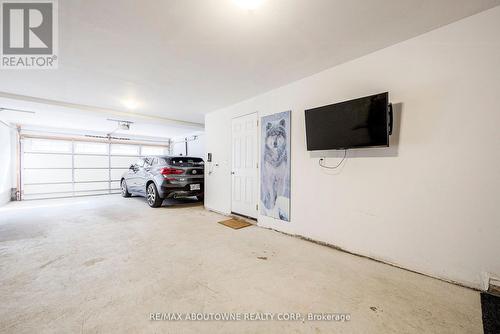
top-left (388, 103), bottom-right (393, 136)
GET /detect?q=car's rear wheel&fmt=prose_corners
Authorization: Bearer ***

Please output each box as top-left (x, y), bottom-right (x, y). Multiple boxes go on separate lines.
top-left (147, 183), bottom-right (163, 208)
top-left (197, 195), bottom-right (204, 202)
top-left (121, 180), bottom-right (131, 198)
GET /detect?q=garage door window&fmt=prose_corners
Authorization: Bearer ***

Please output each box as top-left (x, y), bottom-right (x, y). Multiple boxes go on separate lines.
top-left (111, 144), bottom-right (139, 155)
top-left (74, 142), bottom-right (108, 154)
top-left (25, 138), bottom-right (72, 153)
top-left (141, 146), bottom-right (167, 156)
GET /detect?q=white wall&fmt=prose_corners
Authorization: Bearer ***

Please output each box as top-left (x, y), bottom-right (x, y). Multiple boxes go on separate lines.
top-left (0, 123), bottom-right (13, 206)
top-left (204, 7), bottom-right (500, 290)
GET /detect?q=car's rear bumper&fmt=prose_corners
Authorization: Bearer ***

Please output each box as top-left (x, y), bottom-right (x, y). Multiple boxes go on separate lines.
top-left (158, 179), bottom-right (204, 199)
top-left (164, 189), bottom-right (204, 199)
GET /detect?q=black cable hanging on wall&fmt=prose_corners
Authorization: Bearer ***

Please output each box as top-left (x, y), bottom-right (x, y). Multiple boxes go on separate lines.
top-left (319, 149), bottom-right (347, 169)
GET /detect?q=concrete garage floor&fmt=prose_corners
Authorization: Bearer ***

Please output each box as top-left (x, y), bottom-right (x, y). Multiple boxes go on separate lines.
top-left (0, 196), bottom-right (482, 333)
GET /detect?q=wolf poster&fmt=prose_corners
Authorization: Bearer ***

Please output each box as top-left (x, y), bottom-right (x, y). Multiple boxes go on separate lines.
top-left (260, 110), bottom-right (291, 222)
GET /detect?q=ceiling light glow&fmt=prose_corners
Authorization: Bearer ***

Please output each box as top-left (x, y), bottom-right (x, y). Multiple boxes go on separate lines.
top-left (122, 99), bottom-right (140, 110)
top-left (234, 0), bottom-right (263, 10)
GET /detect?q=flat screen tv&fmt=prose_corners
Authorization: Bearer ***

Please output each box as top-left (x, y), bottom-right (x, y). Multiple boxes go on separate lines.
top-left (305, 92), bottom-right (391, 151)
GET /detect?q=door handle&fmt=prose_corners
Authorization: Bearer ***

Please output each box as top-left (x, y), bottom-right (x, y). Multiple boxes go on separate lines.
top-left (231, 171), bottom-right (235, 175)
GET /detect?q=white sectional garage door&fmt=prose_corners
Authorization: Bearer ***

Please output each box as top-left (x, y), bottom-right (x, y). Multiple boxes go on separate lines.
top-left (21, 137), bottom-right (169, 200)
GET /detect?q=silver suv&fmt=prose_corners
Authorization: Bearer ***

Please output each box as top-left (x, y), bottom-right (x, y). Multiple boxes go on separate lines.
top-left (120, 156), bottom-right (204, 207)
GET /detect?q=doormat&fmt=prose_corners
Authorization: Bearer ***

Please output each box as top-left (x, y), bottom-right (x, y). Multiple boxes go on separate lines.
top-left (218, 219), bottom-right (252, 230)
top-left (481, 292), bottom-right (500, 334)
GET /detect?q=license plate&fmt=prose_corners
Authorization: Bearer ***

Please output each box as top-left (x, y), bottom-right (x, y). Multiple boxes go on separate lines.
top-left (190, 184), bottom-right (200, 191)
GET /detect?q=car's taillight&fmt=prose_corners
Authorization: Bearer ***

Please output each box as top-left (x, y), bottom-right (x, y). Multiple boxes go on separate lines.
top-left (160, 168), bottom-right (184, 176)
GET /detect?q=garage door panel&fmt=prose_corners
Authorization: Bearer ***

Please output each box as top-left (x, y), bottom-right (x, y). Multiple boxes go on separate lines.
top-left (111, 169), bottom-right (128, 180)
top-left (74, 169), bottom-right (109, 182)
top-left (110, 181), bottom-right (120, 190)
top-left (23, 183), bottom-right (73, 195)
top-left (142, 146), bottom-right (167, 155)
top-left (24, 138), bottom-right (72, 153)
top-left (23, 169), bottom-right (72, 184)
top-left (74, 155), bottom-right (108, 168)
top-left (74, 182), bottom-right (109, 191)
top-left (24, 153), bottom-right (72, 168)
top-left (110, 156), bottom-right (138, 168)
top-left (110, 144), bottom-right (139, 155)
top-left (23, 192), bottom-right (73, 200)
top-left (78, 190), bottom-right (110, 196)
top-left (74, 142), bottom-right (108, 154)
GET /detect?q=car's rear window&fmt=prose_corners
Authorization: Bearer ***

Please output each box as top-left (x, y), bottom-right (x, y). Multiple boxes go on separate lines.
top-left (167, 157), bottom-right (204, 167)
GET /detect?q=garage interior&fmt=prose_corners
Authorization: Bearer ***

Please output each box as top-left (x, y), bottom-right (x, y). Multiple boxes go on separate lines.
top-left (1, 1), bottom-right (500, 333)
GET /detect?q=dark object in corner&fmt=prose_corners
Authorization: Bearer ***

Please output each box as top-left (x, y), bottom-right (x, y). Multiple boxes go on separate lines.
top-left (11, 188), bottom-right (19, 201)
top-left (481, 292), bottom-right (500, 334)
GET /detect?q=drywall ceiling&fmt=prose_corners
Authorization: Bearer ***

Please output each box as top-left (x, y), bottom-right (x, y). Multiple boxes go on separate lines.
top-left (0, 0), bottom-right (499, 124)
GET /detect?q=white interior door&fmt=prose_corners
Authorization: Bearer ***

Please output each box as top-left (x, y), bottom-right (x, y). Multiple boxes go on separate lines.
top-left (231, 113), bottom-right (258, 218)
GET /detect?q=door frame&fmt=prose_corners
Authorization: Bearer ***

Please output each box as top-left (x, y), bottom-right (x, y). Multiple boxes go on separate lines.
top-left (230, 112), bottom-right (259, 219)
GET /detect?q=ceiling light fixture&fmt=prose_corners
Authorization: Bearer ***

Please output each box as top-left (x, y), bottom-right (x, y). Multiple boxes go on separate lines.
top-left (234, 0), bottom-right (263, 10)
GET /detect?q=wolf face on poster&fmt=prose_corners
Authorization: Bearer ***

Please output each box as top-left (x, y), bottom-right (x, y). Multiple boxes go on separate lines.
top-left (260, 111), bottom-right (291, 222)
